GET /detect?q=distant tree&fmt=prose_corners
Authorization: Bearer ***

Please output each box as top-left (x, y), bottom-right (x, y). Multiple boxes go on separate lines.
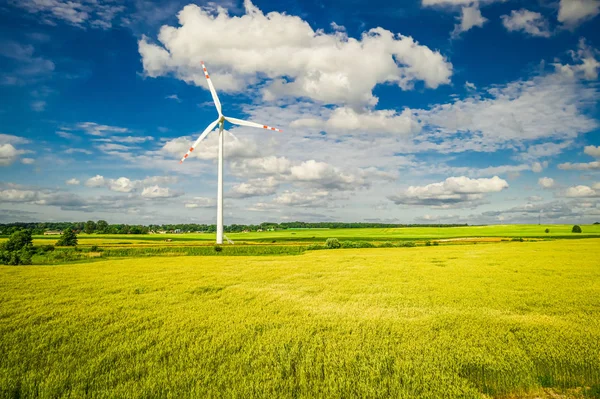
top-left (326, 238), bottom-right (341, 249)
top-left (56, 228), bottom-right (78, 246)
top-left (572, 225), bottom-right (582, 233)
top-left (0, 229), bottom-right (34, 265)
top-left (96, 220), bottom-right (108, 233)
top-left (1, 229), bottom-right (33, 252)
top-left (545, 228), bottom-right (550, 233)
top-left (84, 220), bottom-right (96, 234)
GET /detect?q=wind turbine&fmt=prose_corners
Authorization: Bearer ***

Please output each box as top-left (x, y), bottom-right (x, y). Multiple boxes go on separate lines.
top-left (179, 62), bottom-right (282, 244)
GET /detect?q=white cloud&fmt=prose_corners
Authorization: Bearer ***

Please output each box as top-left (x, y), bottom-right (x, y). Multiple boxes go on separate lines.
top-left (501, 9), bottom-right (552, 38)
top-left (12, 0), bottom-right (125, 29)
top-left (76, 122), bottom-right (129, 136)
top-left (230, 156), bottom-right (292, 177)
top-left (64, 148), bottom-right (92, 155)
top-left (565, 185), bottom-right (598, 198)
top-left (289, 160), bottom-right (367, 190)
top-left (292, 107), bottom-right (421, 134)
top-left (0, 134), bottom-right (29, 146)
top-left (165, 94), bottom-right (181, 102)
top-left (538, 177), bottom-right (555, 188)
top-left (0, 135), bottom-right (30, 166)
top-left (452, 5), bottom-right (488, 38)
top-left (85, 175), bottom-right (180, 195)
top-left (531, 161), bottom-right (547, 173)
top-left (553, 39), bottom-right (600, 80)
top-left (110, 136), bottom-right (154, 144)
top-left (558, 0), bottom-right (600, 27)
top-left (184, 197), bottom-right (214, 208)
top-left (584, 145), bottom-right (600, 158)
top-left (66, 178), bottom-right (80, 185)
top-left (85, 174), bottom-right (106, 187)
top-left (138, 0), bottom-right (453, 107)
top-left (419, 68), bottom-right (599, 147)
top-left (389, 176), bottom-right (508, 208)
top-left (21, 158), bottom-right (35, 165)
top-left (558, 161), bottom-right (600, 170)
top-left (271, 190), bottom-right (332, 207)
top-left (141, 185), bottom-right (179, 199)
top-left (0, 144), bottom-right (20, 166)
top-left (230, 177), bottom-right (278, 198)
top-left (464, 81), bottom-right (476, 90)
top-left (109, 177), bottom-right (136, 193)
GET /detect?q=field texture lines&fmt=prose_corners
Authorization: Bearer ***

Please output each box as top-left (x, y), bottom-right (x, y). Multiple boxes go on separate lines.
top-left (1, 240), bottom-right (599, 398)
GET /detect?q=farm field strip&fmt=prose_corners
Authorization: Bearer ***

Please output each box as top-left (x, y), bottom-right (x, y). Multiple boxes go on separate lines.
top-left (9, 224), bottom-right (600, 248)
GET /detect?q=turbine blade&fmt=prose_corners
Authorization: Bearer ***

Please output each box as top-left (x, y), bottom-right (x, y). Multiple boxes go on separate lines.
top-left (201, 61), bottom-right (222, 115)
top-left (179, 118), bottom-right (220, 163)
top-left (225, 116), bottom-right (282, 132)
top-left (227, 130), bottom-right (239, 142)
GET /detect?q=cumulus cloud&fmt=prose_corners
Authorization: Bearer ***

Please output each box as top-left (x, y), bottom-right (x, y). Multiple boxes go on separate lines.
top-left (553, 39), bottom-right (600, 80)
top-left (138, 0), bottom-right (453, 107)
top-left (66, 178), bottom-right (80, 185)
top-left (584, 145), bottom-right (600, 158)
top-left (388, 176), bottom-right (508, 208)
top-left (501, 9), bottom-right (552, 38)
top-left (557, 0), bottom-right (600, 27)
top-left (109, 177), bottom-right (136, 193)
top-left (565, 185), bottom-right (598, 198)
top-left (0, 144), bottom-right (21, 166)
top-left (538, 177), bottom-right (555, 188)
top-left (452, 5), bottom-right (488, 38)
top-left (0, 134), bottom-right (31, 166)
top-left (21, 158), bottom-right (35, 165)
top-left (85, 175), bottom-right (106, 187)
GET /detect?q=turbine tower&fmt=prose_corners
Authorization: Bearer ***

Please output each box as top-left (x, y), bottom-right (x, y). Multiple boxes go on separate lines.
top-left (179, 62), bottom-right (282, 244)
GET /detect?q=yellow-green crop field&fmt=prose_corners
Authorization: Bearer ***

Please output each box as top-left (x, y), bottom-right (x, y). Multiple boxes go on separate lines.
top-left (15, 224), bottom-right (600, 248)
top-left (1, 239), bottom-right (599, 398)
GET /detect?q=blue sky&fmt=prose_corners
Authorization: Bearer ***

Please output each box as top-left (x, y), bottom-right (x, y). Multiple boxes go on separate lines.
top-left (1, 0), bottom-right (599, 225)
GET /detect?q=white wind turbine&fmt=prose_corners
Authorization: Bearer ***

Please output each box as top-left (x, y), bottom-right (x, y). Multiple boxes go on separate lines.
top-left (179, 62), bottom-right (282, 244)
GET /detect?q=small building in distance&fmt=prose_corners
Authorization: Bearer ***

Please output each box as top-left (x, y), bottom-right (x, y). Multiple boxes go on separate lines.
top-left (44, 230), bottom-right (62, 235)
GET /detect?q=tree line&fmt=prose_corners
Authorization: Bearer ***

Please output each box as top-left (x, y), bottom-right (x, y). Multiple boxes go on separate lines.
top-left (0, 221), bottom-right (469, 235)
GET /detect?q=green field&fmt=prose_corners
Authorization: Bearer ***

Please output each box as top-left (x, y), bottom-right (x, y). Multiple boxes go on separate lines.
top-left (1, 239), bottom-right (599, 398)
top-left (19, 224), bottom-right (600, 248)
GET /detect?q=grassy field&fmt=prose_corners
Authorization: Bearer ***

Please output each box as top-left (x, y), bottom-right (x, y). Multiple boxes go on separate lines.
top-left (1, 239), bottom-right (599, 398)
top-left (16, 224), bottom-right (600, 248)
